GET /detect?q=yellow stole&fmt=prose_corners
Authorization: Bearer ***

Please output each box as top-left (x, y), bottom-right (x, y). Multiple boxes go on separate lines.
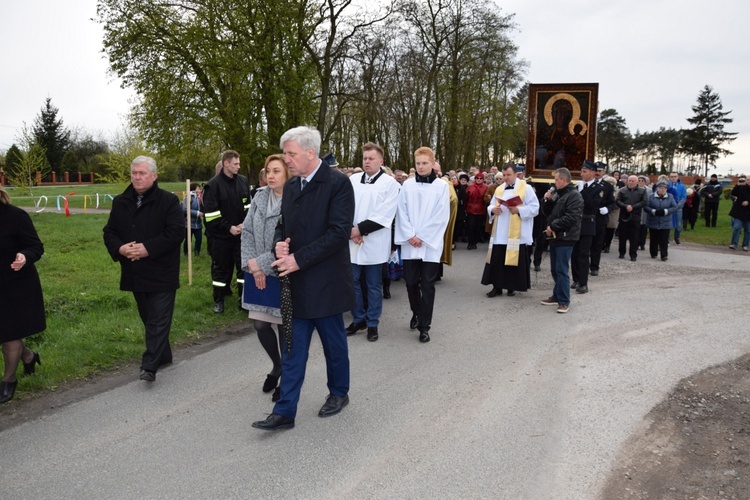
top-left (486, 180), bottom-right (527, 266)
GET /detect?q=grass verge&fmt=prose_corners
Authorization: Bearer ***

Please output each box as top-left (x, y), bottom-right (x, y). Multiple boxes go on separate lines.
top-left (8, 212), bottom-right (247, 399)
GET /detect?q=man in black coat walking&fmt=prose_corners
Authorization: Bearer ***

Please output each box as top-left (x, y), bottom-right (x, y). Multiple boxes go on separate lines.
top-left (252, 126), bottom-right (356, 431)
top-left (103, 156), bottom-right (184, 382)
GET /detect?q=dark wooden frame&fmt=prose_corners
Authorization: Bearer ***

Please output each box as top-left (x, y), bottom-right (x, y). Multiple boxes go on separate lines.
top-left (526, 83), bottom-right (598, 178)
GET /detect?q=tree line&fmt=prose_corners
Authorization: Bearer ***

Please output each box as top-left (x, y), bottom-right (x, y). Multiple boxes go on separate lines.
top-left (0, 1), bottom-right (737, 185)
top-left (596, 85), bottom-right (736, 178)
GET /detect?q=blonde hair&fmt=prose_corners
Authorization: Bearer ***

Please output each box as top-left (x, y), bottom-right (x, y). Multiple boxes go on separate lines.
top-left (0, 186), bottom-right (10, 206)
top-left (264, 154), bottom-right (289, 181)
top-left (414, 146), bottom-right (435, 163)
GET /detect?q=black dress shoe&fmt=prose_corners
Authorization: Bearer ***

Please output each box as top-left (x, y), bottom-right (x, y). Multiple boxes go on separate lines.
top-left (603, 247), bottom-right (610, 253)
top-left (534, 265), bottom-right (541, 272)
top-left (409, 314), bottom-right (419, 330)
top-left (506, 290), bottom-right (515, 296)
top-left (590, 269), bottom-right (599, 276)
top-left (630, 257), bottom-right (637, 262)
top-left (213, 301), bottom-right (224, 314)
top-left (486, 288), bottom-right (501, 298)
top-left (346, 322), bottom-right (366, 336)
top-left (570, 281), bottom-right (579, 289)
top-left (419, 330), bottom-right (430, 343)
top-left (252, 413), bottom-right (295, 430)
top-left (263, 374), bottom-right (279, 393)
top-left (140, 369), bottom-right (156, 382)
top-left (0, 380), bottom-right (18, 404)
top-left (661, 256), bottom-right (668, 261)
top-left (618, 254), bottom-right (625, 259)
top-left (271, 387), bottom-right (281, 402)
top-left (382, 286), bottom-right (391, 299)
top-left (318, 394), bottom-right (349, 417)
top-left (367, 327), bottom-right (378, 342)
top-left (23, 351), bottom-right (41, 376)
top-left (576, 285), bottom-right (589, 294)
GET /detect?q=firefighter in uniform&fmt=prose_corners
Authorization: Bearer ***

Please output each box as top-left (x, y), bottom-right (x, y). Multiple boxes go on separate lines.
top-left (202, 150), bottom-right (251, 313)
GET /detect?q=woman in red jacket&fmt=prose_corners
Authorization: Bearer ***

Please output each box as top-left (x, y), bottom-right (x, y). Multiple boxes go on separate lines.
top-left (465, 173), bottom-right (488, 249)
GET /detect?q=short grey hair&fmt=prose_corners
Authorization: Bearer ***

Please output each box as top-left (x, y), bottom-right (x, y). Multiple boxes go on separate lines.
top-left (554, 167), bottom-right (572, 183)
top-left (279, 126), bottom-right (321, 156)
top-left (131, 156), bottom-right (157, 173)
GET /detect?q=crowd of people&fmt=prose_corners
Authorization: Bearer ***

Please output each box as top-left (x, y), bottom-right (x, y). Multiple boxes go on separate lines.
top-left (2, 136), bottom-right (748, 418)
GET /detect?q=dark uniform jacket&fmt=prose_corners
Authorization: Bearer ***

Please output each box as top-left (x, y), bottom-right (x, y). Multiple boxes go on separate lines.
top-left (595, 178), bottom-right (616, 226)
top-left (579, 180), bottom-right (607, 236)
top-left (0, 204), bottom-right (46, 341)
top-left (275, 162), bottom-right (356, 319)
top-left (103, 182), bottom-right (184, 292)
top-left (543, 183), bottom-right (583, 245)
top-left (203, 171), bottom-right (251, 240)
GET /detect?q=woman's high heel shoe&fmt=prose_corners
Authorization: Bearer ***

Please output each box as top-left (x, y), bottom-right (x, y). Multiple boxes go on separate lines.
top-left (23, 351), bottom-right (41, 376)
top-left (262, 373), bottom-right (279, 393)
top-left (0, 380), bottom-right (18, 404)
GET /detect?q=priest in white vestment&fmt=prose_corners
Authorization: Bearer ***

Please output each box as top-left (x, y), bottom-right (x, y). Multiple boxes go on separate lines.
top-left (481, 163), bottom-right (539, 297)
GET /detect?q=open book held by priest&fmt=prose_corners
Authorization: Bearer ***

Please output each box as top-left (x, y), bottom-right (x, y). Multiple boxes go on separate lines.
top-left (497, 195), bottom-right (523, 207)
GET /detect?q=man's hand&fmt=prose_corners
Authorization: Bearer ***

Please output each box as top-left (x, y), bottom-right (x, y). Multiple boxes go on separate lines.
top-left (508, 206), bottom-right (519, 215)
top-left (544, 226), bottom-right (552, 237)
top-left (626, 205), bottom-right (633, 212)
top-left (272, 254), bottom-right (299, 277)
top-left (492, 205), bottom-right (502, 215)
top-left (408, 236), bottom-right (422, 247)
top-left (230, 224), bottom-right (242, 236)
top-left (350, 226), bottom-right (363, 245)
top-left (275, 238), bottom-right (290, 258)
top-left (119, 242), bottom-right (148, 261)
top-left (10, 253), bottom-right (26, 271)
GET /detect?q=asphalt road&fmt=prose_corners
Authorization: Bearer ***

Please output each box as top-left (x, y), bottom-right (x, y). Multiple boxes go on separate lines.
top-left (1, 241), bottom-right (749, 499)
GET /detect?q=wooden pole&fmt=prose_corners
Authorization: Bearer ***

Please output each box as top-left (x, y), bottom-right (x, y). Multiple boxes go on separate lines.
top-left (186, 179), bottom-right (192, 285)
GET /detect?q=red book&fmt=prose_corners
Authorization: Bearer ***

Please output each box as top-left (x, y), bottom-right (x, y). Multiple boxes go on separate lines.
top-left (498, 195), bottom-right (523, 207)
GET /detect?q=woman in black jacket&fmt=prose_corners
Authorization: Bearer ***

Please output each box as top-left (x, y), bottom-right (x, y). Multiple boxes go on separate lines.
top-left (0, 186), bottom-right (45, 404)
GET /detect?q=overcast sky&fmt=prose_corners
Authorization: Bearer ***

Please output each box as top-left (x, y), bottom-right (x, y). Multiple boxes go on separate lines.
top-left (1, 0), bottom-right (748, 175)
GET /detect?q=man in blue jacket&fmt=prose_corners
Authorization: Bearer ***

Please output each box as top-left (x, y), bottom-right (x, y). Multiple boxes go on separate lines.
top-left (252, 126), bottom-right (355, 431)
top-left (668, 172), bottom-right (687, 244)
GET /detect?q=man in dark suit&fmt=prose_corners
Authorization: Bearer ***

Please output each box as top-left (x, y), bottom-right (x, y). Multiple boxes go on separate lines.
top-left (252, 126), bottom-right (356, 431)
top-left (103, 156), bottom-right (184, 382)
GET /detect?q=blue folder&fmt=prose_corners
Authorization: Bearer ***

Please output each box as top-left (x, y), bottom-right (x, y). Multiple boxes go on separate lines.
top-left (243, 271), bottom-right (281, 308)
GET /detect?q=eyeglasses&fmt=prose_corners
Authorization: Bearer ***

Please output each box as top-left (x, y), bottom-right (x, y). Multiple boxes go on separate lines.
top-left (740, 179), bottom-right (747, 183)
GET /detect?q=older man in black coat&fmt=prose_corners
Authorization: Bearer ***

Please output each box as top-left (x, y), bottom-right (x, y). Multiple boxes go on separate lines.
top-left (103, 156), bottom-right (184, 382)
top-left (252, 126), bottom-right (355, 431)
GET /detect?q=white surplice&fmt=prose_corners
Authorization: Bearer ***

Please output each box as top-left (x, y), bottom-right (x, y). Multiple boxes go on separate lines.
top-left (486, 180), bottom-right (540, 245)
top-left (395, 177), bottom-right (450, 263)
top-left (349, 171), bottom-right (401, 265)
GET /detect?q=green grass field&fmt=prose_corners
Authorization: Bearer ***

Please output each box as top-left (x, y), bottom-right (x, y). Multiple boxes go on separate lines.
top-left (9, 212), bottom-right (246, 399)
top-left (677, 199), bottom-right (735, 246)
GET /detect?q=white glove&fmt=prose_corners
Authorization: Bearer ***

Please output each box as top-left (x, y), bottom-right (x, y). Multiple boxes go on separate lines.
top-left (599, 207), bottom-right (608, 215)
